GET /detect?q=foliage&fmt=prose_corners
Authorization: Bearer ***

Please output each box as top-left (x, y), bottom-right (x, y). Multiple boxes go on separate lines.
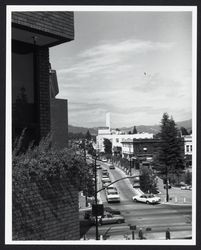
top-left (68, 132), bottom-right (85, 140)
top-left (155, 113), bottom-right (184, 201)
top-left (133, 126), bottom-right (137, 134)
top-left (119, 157), bottom-right (130, 170)
top-left (185, 170), bottom-right (192, 185)
top-left (85, 130), bottom-right (92, 141)
top-left (180, 126), bottom-right (189, 136)
top-left (87, 142), bottom-right (95, 155)
top-left (156, 113), bottom-right (184, 176)
top-left (13, 134), bottom-right (94, 239)
top-left (139, 166), bottom-right (158, 193)
top-left (13, 134), bottom-right (94, 192)
top-left (103, 138), bottom-right (112, 155)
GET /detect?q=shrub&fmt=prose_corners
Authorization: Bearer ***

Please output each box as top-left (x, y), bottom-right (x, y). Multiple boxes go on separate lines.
top-left (12, 134), bottom-right (93, 239)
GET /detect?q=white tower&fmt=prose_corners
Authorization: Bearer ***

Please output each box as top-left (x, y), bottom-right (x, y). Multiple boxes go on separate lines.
top-left (106, 112), bottom-right (110, 130)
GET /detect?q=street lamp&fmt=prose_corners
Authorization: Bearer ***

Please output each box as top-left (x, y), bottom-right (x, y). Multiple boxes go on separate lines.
top-left (94, 152), bottom-right (99, 240)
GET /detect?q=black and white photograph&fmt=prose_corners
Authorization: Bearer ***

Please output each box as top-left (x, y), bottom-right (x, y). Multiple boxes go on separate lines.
top-left (5, 5), bottom-right (197, 245)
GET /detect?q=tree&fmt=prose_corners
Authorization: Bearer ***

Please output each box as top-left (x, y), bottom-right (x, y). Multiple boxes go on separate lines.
top-left (85, 130), bottom-right (92, 141)
top-left (139, 166), bottom-right (158, 193)
top-left (128, 131), bottom-right (132, 134)
top-left (185, 170), bottom-right (192, 185)
top-left (133, 126), bottom-right (137, 134)
top-left (87, 142), bottom-right (95, 155)
top-left (103, 138), bottom-right (112, 155)
top-left (156, 113), bottom-right (184, 202)
top-left (180, 126), bottom-right (189, 136)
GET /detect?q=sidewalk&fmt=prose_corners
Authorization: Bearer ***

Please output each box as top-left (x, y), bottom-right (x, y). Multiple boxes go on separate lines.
top-left (81, 230), bottom-right (192, 241)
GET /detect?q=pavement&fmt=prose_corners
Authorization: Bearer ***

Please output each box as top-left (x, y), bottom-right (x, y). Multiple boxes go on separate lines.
top-left (79, 159), bottom-right (192, 209)
top-left (79, 160), bottom-right (192, 241)
top-left (113, 162), bottom-right (192, 206)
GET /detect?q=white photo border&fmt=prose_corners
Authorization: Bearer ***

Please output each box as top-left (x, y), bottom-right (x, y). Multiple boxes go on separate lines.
top-left (6, 5), bottom-right (197, 245)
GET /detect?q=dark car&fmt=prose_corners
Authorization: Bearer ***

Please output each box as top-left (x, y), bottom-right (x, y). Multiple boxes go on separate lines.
top-left (84, 206), bottom-right (121, 219)
top-left (109, 164), bottom-right (115, 169)
top-left (89, 213), bottom-right (125, 225)
top-left (104, 206), bottom-right (121, 215)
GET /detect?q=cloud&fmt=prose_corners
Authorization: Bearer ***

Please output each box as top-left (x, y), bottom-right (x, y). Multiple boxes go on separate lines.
top-left (54, 38), bottom-right (191, 127)
top-left (57, 39), bottom-right (174, 78)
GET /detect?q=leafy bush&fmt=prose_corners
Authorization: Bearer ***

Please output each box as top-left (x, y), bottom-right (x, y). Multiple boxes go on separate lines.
top-left (12, 134), bottom-right (94, 239)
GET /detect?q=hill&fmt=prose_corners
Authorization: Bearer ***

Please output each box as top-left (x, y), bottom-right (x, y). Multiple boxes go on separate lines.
top-left (68, 119), bottom-right (192, 136)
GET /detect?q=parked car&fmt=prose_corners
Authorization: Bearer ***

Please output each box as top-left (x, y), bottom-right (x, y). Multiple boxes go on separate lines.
top-left (102, 169), bottom-right (109, 175)
top-left (181, 185), bottom-right (192, 190)
top-left (96, 164), bottom-right (102, 169)
top-left (102, 158), bottom-right (107, 162)
top-left (132, 194), bottom-right (161, 204)
top-left (102, 175), bottom-right (110, 183)
top-left (109, 164), bottom-right (115, 169)
top-left (163, 184), bottom-right (172, 189)
top-left (106, 189), bottom-right (120, 203)
top-left (89, 212), bottom-right (125, 225)
top-left (103, 180), bottom-right (112, 188)
top-left (104, 206), bottom-right (121, 215)
top-left (106, 185), bottom-right (117, 191)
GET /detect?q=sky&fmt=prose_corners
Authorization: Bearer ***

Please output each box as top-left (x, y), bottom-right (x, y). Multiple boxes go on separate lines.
top-left (50, 10), bottom-right (193, 128)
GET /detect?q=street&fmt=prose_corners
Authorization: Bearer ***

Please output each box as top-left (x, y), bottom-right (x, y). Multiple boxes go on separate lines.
top-left (81, 161), bottom-right (192, 240)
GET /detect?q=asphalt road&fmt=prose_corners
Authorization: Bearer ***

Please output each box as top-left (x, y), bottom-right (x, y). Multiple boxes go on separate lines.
top-left (82, 162), bottom-right (192, 240)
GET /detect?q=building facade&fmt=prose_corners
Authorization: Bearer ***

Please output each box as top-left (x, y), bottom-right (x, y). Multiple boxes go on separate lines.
top-left (12, 12), bottom-right (80, 240)
top-left (96, 130), bottom-right (153, 154)
top-left (183, 135), bottom-right (192, 167)
top-left (12, 11), bottom-right (74, 148)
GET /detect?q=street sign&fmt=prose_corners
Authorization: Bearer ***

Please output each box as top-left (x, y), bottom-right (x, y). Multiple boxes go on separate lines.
top-left (92, 204), bottom-right (104, 216)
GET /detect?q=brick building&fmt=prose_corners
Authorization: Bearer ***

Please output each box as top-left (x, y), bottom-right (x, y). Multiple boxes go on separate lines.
top-left (12, 11), bottom-right (73, 148)
top-left (12, 12), bottom-right (80, 240)
top-left (122, 137), bottom-right (185, 169)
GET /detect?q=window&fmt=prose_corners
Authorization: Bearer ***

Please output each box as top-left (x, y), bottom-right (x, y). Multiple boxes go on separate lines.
top-left (186, 145), bottom-right (189, 152)
top-left (116, 138), bottom-right (119, 143)
top-left (190, 145), bottom-right (192, 152)
top-left (12, 40), bottom-right (40, 147)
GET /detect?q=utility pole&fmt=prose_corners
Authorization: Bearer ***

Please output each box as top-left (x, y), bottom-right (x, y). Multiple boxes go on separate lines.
top-left (166, 166), bottom-right (169, 202)
top-left (94, 153), bottom-right (99, 240)
top-left (83, 140), bottom-right (88, 207)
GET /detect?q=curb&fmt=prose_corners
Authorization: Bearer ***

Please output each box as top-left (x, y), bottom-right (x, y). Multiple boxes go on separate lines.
top-left (115, 163), bottom-right (192, 206)
top-left (161, 202), bottom-right (192, 206)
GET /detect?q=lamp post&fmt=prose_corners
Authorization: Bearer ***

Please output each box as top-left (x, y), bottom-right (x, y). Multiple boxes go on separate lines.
top-left (94, 153), bottom-right (99, 240)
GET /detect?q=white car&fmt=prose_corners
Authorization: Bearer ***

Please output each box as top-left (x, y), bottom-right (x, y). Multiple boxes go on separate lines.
top-left (102, 175), bottom-right (110, 183)
top-left (106, 189), bottom-right (120, 203)
top-left (132, 194), bottom-right (161, 204)
top-left (181, 185), bottom-right (192, 190)
top-left (106, 184), bottom-right (117, 191)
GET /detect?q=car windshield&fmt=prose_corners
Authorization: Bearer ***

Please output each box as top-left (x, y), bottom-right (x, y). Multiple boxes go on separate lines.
top-left (108, 190), bottom-right (118, 195)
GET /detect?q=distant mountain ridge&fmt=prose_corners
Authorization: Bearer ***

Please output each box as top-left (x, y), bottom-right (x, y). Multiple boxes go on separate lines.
top-left (68, 119), bottom-right (192, 136)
